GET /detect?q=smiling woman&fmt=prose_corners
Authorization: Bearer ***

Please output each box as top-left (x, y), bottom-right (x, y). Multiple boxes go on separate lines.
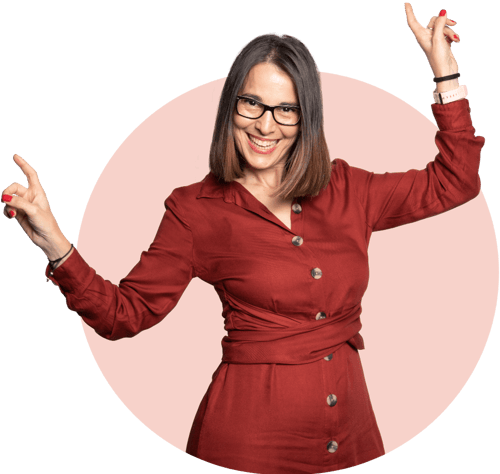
top-left (209, 34), bottom-right (332, 202)
top-left (2, 13), bottom-right (486, 474)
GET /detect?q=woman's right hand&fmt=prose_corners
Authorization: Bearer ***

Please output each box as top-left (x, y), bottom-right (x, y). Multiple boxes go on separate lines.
top-left (2, 154), bottom-right (68, 256)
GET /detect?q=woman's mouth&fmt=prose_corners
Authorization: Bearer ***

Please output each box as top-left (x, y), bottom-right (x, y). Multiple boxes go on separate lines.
top-left (247, 133), bottom-right (280, 154)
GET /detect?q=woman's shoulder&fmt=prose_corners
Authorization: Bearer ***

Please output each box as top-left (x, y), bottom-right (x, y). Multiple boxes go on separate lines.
top-left (318, 158), bottom-right (356, 197)
top-left (328, 158), bottom-right (352, 185)
top-left (169, 170), bottom-right (216, 197)
top-left (164, 171), bottom-right (221, 215)
top-left (331, 157), bottom-right (350, 171)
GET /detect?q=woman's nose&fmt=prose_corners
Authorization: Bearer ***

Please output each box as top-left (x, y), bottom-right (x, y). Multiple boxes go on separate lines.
top-left (255, 110), bottom-right (276, 135)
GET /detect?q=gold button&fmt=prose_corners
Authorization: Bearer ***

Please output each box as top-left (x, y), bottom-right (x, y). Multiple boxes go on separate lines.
top-left (292, 236), bottom-right (303, 246)
top-left (315, 311), bottom-right (326, 320)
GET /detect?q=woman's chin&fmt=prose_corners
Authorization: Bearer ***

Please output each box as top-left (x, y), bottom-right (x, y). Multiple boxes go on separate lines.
top-left (243, 151), bottom-right (284, 170)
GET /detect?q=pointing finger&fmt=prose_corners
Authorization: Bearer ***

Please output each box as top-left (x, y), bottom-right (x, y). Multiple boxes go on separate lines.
top-left (13, 154), bottom-right (43, 191)
top-left (404, 2), bottom-right (422, 32)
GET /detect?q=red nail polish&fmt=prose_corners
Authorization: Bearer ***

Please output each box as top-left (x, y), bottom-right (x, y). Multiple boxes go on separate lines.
top-left (450, 19), bottom-right (455, 22)
top-left (9, 210), bottom-right (15, 218)
top-left (440, 9), bottom-right (446, 16)
top-left (454, 35), bottom-right (458, 39)
top-left (2, 194), bottom-right (12, 202)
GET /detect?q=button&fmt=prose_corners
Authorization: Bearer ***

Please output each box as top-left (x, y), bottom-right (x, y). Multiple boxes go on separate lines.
top-left (311, 267), bottom-right (322, 279)
top-left (327, 394), bottom-right (337, 407)
top-left (292, 236), bottom-right (303, 246)
top-left (315, 311), bottom-right (326, 320)
top-left (324, 353), bottom-right (333, 361)
top-left (327, 440), bottom-right (338, 453)
top-left (292, 203), bottom-right (302, 214)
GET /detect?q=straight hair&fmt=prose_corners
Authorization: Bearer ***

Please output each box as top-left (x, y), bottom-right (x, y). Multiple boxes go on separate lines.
top-left (209, 34), bottom-right (331, 199)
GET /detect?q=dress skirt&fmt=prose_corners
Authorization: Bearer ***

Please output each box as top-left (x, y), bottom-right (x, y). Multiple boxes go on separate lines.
top-left (186, 341), bottom-right (385, 474)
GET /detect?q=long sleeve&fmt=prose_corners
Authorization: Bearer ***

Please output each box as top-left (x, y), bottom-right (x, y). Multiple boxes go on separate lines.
top-left (341, 98), bottom-right (485, 232)
top-left (45, 189), bottom-right (196, 340)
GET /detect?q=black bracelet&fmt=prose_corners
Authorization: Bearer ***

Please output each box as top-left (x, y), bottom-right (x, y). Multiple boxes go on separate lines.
top-left (49, 243), bottom-right (74, 269)
top-left (434, 73), bottom-right (460, 83)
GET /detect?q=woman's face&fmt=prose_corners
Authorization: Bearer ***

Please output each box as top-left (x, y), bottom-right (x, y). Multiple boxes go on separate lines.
top-left (233, 62), bottom-right (300, 173)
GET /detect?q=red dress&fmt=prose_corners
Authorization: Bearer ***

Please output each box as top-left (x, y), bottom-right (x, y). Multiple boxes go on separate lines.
top-left (46, 99), bottom-right (484, 473)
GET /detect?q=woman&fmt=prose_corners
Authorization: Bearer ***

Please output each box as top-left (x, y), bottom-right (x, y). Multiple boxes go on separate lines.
top-left (1, 5), bottom-right (485, 474)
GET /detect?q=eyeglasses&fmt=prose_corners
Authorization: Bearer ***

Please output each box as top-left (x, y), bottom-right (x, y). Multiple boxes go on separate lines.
top-left (235, 96), bottom-right (301, 126)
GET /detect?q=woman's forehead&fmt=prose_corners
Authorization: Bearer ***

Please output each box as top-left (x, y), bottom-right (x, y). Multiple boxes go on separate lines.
top-left (240, 63), bottom-right (298, 102)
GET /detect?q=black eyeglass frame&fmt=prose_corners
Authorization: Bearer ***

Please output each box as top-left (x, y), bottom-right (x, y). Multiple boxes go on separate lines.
top-left (235, 96), bottom-right (301, 126)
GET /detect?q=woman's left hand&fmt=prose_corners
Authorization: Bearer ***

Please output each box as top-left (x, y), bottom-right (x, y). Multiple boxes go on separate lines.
top-left (404, 3), bottom-right (459, 78)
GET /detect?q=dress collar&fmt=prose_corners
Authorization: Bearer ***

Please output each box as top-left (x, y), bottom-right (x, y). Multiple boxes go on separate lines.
top-left (196, 171), bottom-right (227, 200)
top-left (196, 170), bottom-right (301, 234)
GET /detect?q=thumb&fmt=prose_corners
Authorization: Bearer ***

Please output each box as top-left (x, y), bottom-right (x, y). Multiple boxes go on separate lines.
top-left (3, 194), bottom-right (38, 241)
top-left (434, 9), bottom-right (448, 39)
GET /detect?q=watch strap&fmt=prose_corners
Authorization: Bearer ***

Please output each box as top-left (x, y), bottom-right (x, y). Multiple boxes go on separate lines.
top-left (433, 84), bottom-right (468, 104)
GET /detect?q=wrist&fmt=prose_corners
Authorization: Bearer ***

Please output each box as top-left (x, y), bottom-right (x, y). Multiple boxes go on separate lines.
top-left (436, 78), bottom-right (460, 93)
top-left (43, 234), bottom-right (72, 262)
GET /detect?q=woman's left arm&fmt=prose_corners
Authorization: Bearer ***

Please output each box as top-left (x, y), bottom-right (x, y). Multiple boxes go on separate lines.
top-left (346, 5), bottom-right (486, 232)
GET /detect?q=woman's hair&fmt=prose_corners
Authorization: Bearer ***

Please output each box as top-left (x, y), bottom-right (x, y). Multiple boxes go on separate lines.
top-left (209, 34), bottom-right (331, 199)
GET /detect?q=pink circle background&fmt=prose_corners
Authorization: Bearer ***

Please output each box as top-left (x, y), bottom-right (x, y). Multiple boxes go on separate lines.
top-left (78, 74), bottom-right (498, 457)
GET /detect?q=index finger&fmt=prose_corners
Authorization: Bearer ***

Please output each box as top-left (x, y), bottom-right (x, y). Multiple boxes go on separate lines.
top-left (13, 154), bottom-right (42, 189)
top-left (404, 3), bottom-right (424, 33)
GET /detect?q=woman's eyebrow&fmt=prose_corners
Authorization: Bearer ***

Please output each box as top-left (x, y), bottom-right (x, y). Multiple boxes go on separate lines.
top-left (239, 93), bottom-right (262, 101)
top-left (240, 92), bottom-right (299, 107)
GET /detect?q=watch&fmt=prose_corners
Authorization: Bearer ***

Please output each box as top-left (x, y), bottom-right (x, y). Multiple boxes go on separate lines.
top-left (433, 84), bottom-right (468, 104)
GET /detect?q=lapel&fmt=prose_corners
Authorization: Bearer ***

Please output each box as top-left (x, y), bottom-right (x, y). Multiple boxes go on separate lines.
top-left (197, 171), bottom-right (301, 235)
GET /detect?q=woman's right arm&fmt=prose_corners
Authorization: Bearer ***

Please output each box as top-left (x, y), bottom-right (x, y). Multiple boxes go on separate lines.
top-left (3, 155), bottom-right (196, 341)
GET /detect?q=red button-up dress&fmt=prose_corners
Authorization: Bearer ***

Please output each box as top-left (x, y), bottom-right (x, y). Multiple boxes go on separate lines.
top-left (46, 99), bottom-right (485, 473)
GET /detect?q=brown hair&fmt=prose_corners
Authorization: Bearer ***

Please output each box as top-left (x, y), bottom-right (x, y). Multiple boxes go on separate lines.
top-left (209, 34), bottom-right (331, 200)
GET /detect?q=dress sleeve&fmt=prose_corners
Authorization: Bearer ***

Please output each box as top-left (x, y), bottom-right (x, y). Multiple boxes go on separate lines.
top-left (342, 98), bottom-right (485, 232)
top-left (45, 189), bottom-right (195, 340)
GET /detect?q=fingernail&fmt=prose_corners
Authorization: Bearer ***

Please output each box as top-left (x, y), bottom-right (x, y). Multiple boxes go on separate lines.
top-left (450, 19), bottom-right (455, 22)
top-left (454, 35), bottom-right (459, 39)
top-left (2, 194), bottom-right (12, 202)
top-left (440, 9), bottom-right (446, 16)
top-left (9, 210), bottom-right (15, 218)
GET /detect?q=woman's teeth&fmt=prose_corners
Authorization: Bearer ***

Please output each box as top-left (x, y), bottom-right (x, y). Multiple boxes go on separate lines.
top-left (248, 134), bottom-right (278, 149)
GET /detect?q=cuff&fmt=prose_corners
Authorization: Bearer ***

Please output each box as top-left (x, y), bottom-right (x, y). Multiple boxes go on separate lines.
top-left (45, 246), bottom-right (96, 296)
top-left (431, 98), bottom-right (473, 131)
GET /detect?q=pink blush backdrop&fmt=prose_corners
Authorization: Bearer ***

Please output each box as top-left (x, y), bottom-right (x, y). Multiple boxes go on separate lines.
top-left (77, 74), bottom-right (497, 457)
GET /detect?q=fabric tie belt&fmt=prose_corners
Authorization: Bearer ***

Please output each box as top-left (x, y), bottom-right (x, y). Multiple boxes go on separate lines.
top-left (219, 290), bottom-right (365, 365)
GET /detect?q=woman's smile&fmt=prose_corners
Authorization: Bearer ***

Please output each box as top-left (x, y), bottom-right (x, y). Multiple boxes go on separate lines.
top-left (247, 133), bottom-right (280, 154)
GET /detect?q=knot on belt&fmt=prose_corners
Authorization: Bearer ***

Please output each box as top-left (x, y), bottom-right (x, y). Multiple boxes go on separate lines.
top-left (220, 291), bottom-right (365, 365)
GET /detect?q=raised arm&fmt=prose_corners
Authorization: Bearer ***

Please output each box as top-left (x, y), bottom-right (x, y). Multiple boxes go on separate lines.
top-left (339, 6), bottom-right (483, 231)
top-left (2, 156), bottom-right (195, 341)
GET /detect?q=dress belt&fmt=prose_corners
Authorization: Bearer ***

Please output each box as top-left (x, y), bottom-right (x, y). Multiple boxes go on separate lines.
top-left (219, 290), bottom-right (365, 365)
